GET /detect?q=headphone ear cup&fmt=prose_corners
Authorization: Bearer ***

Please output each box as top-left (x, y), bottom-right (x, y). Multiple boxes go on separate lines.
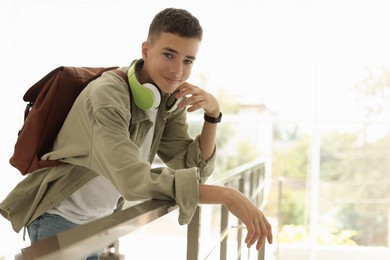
top-left (166, 89), bottom-right (185, 112)
top-left (142, 83), bottom-right (161, 109)
top-left (128, 61), bottom-right (161, 110)
top-left (130, 82), bottom-right (160, 110)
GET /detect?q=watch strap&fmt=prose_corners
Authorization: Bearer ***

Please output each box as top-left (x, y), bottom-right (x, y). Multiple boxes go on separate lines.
top-left (204, 112), bottom-right (222, 123)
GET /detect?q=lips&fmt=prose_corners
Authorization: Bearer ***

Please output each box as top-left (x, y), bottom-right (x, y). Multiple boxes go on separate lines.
top-left (164, 76), bottom-right (182, 86)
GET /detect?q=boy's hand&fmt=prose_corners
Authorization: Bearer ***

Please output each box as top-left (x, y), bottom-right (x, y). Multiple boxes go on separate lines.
top-left (175, 82), bottom-right (220, 117)
top-left (224, 187), bottom-right (273, 250)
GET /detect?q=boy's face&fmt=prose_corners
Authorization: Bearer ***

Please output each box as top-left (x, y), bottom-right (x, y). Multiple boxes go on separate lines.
top-left (141, 32), bottom-right (201, 94)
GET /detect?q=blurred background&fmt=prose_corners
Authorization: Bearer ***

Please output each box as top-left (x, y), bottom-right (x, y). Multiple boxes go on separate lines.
top-left (2, 0), bottom-right (390, 259)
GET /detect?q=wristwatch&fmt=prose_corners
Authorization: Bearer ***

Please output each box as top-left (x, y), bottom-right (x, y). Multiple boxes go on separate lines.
top-left (204, 112), bottom-right (222, 123)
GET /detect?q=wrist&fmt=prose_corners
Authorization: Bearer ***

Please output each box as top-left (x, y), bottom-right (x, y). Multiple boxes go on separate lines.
top-left (221, 186), bottom-right (235, 207)
top-left (204, 111), bottom-right (220, 118)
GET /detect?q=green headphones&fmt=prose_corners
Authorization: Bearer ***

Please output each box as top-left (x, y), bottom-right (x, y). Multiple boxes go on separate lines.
top-left (128, 60), bottom-right (184, 112)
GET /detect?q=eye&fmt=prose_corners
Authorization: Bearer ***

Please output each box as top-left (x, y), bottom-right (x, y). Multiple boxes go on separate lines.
top-left (163, 53), bottom-right (173, 59)
top-left (184, 59), bottom-right (194, 65)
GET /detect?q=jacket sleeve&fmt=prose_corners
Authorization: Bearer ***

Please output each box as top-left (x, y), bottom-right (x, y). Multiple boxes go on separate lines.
top-left (157, 108), bottom-right (217, 183)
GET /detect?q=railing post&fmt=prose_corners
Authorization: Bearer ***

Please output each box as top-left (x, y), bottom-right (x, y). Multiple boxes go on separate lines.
top-left (257, 164), bottom-right (266, 260)
top-left (187, 206), bottom-right (201, 260)
top-left (220, 204), bottom-right (229, 260)
top-left (257, 245), bottom-right (265, 260)
top-left (237, 177), bottom-right (245, 260)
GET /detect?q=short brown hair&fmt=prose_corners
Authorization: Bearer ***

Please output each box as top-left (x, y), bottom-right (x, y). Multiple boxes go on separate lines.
top-left (148, 8), bottom-right (203, 44)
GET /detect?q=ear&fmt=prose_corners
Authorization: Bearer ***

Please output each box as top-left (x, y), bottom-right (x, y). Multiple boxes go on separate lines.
top-left (141, 41), bottom-right (149, 59)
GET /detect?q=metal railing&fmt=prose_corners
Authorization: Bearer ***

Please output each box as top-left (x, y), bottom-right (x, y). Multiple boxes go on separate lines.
top-left (16, 158), bottom-right (268, 260)
top-left (189, 158), bottom-right (269, 260)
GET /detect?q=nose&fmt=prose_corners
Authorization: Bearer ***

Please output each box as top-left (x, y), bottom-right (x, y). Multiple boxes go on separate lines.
top-left (170, 61), bottom-right (183, 77)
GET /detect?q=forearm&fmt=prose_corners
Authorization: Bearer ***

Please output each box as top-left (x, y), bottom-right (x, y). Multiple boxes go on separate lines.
top-left (175, 82), bottom-right (220, 161)
top-left (199, 120), bottom-right (218, 161)
top-left (198, 183), bottom-right (229, 205)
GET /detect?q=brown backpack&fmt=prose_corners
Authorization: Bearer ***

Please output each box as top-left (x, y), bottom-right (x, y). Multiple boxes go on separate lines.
top-left (9, 66), bottom-right (128, 175)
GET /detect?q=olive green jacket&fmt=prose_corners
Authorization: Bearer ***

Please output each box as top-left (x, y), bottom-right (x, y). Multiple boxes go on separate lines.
top-left (0, 66), bottom-right (216, 233)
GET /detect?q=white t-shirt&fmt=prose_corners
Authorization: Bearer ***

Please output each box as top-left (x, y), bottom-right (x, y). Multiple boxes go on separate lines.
top-left (47, 108), bottom-right (158, 224)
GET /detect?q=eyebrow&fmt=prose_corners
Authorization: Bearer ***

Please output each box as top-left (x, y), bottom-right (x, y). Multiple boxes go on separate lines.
top-left (163, 47), bottom-right (196, 61)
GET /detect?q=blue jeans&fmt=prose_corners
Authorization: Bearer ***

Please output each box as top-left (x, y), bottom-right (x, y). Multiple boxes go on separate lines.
top-left (27, 213), bottom-right (101, 260)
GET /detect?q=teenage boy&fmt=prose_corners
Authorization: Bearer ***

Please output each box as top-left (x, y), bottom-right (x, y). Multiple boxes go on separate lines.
top-left (0, 7), bottom-right (272, 259)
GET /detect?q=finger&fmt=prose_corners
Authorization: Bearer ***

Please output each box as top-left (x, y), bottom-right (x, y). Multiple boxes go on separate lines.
top-left (182, 96), bottom-right (206, 112)
top-left (179, 97), bottom-right (199, 110)
top-left (176, 84), bottom-right (199, 98)
top-left (244, 221), bottom-right (255, 246)
top-left (187, 105), bottom-right (202, 112)
top-left (264, 215), bottom-right (273, 244)
top-left (256, 218), bottom-right (267, 250)
top-left (248, 218), bottom-right (261, 248)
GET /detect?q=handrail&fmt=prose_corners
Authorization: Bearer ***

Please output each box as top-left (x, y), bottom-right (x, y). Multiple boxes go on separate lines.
top-left (16, 158), bottom-right (268, 260)
top-left (187, 158), bottom-right (268, 260)
top-left (19, 200), bottom-right (177, 260)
